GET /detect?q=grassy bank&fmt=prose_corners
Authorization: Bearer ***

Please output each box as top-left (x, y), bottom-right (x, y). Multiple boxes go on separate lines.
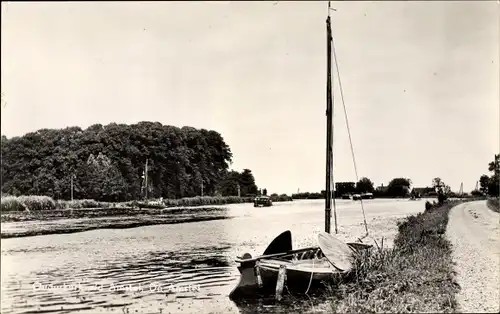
top-left (1, 194), bottom-right (294, 213)
top-left (327, 200), bottom-right (461, 313)
top-left (486, 197), bottom-right (499, 213)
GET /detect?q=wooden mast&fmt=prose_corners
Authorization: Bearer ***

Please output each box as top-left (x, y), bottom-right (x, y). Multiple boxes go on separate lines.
top-left (325, 2), bottom-right (333, 234)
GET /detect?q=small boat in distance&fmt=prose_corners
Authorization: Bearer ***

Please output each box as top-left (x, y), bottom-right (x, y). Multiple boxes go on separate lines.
top-left (254, 195), bottom-right (273, 207)
top-left (362, 192), bottom-right (374, 199)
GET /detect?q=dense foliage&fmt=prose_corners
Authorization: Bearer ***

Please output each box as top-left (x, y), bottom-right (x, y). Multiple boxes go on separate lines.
top-left (335, 182), bottom-right (356, 196)
top-left (291, 191), bottom-right (325, 200)
top-left (477, 154), bottom-right (499, 197)
top-left (1, 123), bottom-right (259, 201)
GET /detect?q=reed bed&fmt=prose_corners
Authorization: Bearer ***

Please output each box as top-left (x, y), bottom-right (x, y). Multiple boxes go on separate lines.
top-left (1, 195), bottom-right (56, 211)
top-left (1, 194), bottom-right (293, 212)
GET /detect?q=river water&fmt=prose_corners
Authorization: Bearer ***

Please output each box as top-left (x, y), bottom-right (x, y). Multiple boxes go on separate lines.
top-left (1, 199), bottom-right (426, 314)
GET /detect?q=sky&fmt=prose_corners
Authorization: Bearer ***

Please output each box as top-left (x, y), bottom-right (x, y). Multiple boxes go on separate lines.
top-left (1, 1), bottom-right (499, 195)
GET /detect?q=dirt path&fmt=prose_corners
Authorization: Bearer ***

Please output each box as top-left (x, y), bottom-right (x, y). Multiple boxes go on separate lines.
top-left (446, 201), bottom-right (500, 313)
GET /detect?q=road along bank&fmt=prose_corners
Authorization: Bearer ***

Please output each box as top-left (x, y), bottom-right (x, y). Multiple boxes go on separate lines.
top-left (446, 200), bottom-right (500, 313)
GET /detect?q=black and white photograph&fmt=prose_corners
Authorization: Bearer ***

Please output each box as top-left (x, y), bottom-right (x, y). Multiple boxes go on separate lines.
top-left (1, 1), bottom-right (499, 313)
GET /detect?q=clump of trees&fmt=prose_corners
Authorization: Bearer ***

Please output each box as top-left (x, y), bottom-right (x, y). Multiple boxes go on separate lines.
top-left (372, 178), bottom-right (411, 198)
top-left (477, 154), bottom-right (499, 197)
top-left (431, 177), bottom-right (451, 204)
top-left (355, 177), bottom-right (375, 194)
top-left (215, 169), bottom-right (258, 197)
top-left (1, 122), bottom-right (259, 201)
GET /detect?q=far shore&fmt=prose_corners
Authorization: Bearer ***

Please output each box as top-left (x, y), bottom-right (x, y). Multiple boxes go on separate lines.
top-left (1, 206), bottom-right (230, 239)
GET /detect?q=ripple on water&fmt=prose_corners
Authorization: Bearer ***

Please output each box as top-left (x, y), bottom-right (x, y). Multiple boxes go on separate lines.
top-left (1, 245), bottom-right (236, 314)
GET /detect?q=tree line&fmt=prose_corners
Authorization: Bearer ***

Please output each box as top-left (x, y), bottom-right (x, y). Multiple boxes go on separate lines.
top-left (291, 176), bottom-right (464, 200)
top-left (1, 122), bottom-right (259, 201)
top-left (292, 177), bottom-right (413, 199)
top-left (292, 154), bottom-right (500, 201)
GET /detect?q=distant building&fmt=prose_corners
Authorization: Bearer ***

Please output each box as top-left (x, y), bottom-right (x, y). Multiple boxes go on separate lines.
top-left (411, 187), bottom-right (435, 197)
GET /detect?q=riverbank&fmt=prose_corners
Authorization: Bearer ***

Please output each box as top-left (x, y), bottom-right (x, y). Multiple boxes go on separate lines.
top-left (327, 200), bottom-right (462, 313)
top-left (0, 194), bottom-right (293, 213)
top-left (1, 207), bottom-right (230, 238)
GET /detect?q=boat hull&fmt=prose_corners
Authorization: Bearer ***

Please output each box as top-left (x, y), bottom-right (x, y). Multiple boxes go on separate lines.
top-left (229, 250), bottom-right (346, 299)
top-left (259, 258), bottom-right (344, 292)
top-left (229, 242), bottom-right (372, 300)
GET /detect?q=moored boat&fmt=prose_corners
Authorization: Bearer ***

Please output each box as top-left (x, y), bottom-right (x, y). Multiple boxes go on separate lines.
top-left (254, 195), bottom-right (273, 207)
top-left (229, 230), bottom-right (372, 300)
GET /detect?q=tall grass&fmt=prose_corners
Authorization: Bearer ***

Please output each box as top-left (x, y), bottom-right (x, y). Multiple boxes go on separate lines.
top-left (56, 199), bottom-right (115, 209)
top-left (1, 196), bottom-right (119, 212)
top-left (1, 195), bottom-right (56, 211)
top-left (328, 201), bottom-right (461, 313)
top-left (1, 194), bottom-right (287, 212)
top-left (162, 196), bottom-right (255, 207)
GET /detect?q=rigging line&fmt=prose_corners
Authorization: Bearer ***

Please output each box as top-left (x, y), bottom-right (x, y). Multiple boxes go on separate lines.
top-left (331, 32), bottom-right (369, 237)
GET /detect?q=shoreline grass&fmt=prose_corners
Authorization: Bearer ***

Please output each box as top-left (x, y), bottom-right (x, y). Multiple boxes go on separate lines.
top-left (0, 194), bottom-right (294, 213)
top-left (486, 197), bottom-right (499, 213)
top-left (327, 200), bottom-right (462, 313)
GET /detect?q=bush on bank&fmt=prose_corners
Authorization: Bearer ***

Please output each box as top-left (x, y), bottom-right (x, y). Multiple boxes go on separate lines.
top-left (486, 197), bottom-right (499, 213)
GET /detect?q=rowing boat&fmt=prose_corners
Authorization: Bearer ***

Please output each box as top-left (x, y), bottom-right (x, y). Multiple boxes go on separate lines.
top-left (229, 230), bottom-right (372, 299)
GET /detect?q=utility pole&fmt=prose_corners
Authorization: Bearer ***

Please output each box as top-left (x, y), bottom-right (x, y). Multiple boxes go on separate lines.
top-left (145, 159), bottom-right (148, 200)
top-left (201, 180), bottom-right (204, 197)
top-left (237, 184), bottom-right (241, 198)
top-left (70, 174), bottom-right (75, 202)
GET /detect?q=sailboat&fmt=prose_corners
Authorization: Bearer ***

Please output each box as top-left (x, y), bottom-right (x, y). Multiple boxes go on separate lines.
top-left (229, 3), bottom-right (371, 300)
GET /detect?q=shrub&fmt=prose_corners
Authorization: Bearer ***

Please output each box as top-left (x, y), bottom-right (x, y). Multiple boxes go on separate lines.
top-left (269, 194), bottom-right (293, 202)
top-left (437, 192), bottom-right (447, 205)
top-left (1, 196), bottom-right (25, 212)
top-left (425, 200), bottom-right (433, 211)
top-left (487, 197), bottom-right (499, 213)
top-left (1, 195), bottom-right (56, 211)
top-left (471, 190), bottom-right (484, 197)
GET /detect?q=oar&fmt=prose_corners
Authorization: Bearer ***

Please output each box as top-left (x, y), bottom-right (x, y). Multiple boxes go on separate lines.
top-left (235, 246), bottom-right (319, 263)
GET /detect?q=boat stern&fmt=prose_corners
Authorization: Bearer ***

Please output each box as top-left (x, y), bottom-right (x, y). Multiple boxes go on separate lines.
top-left (229, 253), bottom-right (264, 300)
